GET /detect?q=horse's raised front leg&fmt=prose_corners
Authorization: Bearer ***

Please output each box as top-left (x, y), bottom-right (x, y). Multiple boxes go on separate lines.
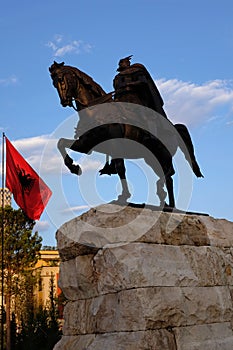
top-left (113, 158), bottom-right (131, 202)
top-left (57, 138), bottom-right (82, 175)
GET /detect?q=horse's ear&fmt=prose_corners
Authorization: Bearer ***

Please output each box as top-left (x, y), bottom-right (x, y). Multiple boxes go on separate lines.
top-left (53, 61), bottom-right (65, 67)
top-left (49, 61), bottom-right (65, 72)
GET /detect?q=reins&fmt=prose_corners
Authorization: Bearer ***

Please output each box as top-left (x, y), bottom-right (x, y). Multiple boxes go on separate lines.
top-left (71, 91), bottom-right (115, 112)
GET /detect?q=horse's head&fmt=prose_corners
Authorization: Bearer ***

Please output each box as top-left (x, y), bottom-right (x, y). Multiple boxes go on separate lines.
top-left (49, 61), bottom-right (79, 108)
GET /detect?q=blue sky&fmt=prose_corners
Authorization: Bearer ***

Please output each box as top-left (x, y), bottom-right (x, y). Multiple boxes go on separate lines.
top-left (1, 0), bottom-right (233, 246)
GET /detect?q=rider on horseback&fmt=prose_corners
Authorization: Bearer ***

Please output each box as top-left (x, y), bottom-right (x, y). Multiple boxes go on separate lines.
top-left (50, 59), bottom-right (203, 205)
top-left (113, 55), bottom-right (168, 119)
top-left (100, 56), bottom-right (170, 176)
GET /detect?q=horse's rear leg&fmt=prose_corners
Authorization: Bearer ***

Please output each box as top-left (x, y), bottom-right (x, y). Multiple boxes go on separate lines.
top-left (113, 159), bottom-right (131, 202)
top-left (156, 176), bottom-right (174, 208)
top-left (165, 176), bottom-right (175, 207)
top-left (146, 156), bottom-right (175, 207)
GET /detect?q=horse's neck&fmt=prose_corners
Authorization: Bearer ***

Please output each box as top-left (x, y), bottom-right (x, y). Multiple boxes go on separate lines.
top-left (77, 84), bottom-right (96, 109)
top-left (73, 67), bottom-right (107, 109)
top-left (76, 80), bottom-right (108, 110)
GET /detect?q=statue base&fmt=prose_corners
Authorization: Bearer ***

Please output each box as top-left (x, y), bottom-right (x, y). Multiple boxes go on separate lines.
top-left (54, 204), bottom-right (233, 350)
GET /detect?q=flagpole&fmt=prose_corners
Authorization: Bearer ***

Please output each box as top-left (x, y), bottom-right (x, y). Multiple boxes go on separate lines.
top-left (1, 132), bottom-right (5, 350)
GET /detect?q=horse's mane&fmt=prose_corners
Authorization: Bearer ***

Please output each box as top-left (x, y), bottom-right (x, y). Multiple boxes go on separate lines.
top-left (65, 65), bottom-right (107, 97)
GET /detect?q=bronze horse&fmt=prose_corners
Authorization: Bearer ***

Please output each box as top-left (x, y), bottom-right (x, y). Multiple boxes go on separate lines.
top-left (49, 61), bottom-right (203, 207)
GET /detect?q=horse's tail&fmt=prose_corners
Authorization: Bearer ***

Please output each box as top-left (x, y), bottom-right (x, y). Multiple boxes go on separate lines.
top-left (174, 123), bottom-right (204, 178)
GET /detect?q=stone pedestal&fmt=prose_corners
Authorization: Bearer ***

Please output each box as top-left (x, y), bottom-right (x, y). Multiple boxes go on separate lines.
top-left (54, 204), bottom-right (233, 350)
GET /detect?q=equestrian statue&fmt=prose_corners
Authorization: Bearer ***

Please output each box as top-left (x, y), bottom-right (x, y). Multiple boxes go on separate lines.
top-left (49, 56), bottom-right (203, 208)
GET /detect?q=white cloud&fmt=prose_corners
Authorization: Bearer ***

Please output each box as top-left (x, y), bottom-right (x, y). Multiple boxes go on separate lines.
top-left (54, 34), bottom-right (63, 43)
top-left (0, 135), bottom-right (62, 176)
top-left (13, 135), bottom-right (51, 152)
top-left (34, 220), bottom-right (51, 232)
top-left (55, 44), bottom-right (77, 57)
top-left (0, 75), bottom-right (18, 86)
top-left (11, 135), bottom-right (61, 173)
top-left (79, 158), bottom-right (102, 173)
top-left (46, 35), bottom-right (93, 57)
top-left (62, 205), bottom-right (90, 213)
top-left (46, 41), bottom-right (57, 51)
top-left (157, 78), bottom-right (233, 126)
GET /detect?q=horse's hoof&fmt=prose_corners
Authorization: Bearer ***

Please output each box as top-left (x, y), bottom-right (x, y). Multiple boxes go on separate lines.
top-left (161, 202), bottom-right (173, 208)
top-left (70, 164), bottom-right (82, 176)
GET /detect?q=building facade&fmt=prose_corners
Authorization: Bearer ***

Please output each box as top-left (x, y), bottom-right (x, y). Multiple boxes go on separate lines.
top-left (33, 248), bottom-right (63, 316)
top-left (0, 188), bottom-right (12, 207)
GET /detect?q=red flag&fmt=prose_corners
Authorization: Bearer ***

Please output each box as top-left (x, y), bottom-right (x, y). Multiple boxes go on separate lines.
top-left (5, 137), bottom-right (52, 220)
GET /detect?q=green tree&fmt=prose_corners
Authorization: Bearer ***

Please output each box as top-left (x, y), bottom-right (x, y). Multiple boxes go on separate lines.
top-left (47, 273), bottom-right (61, 347)
top-left (0, 206), bottom-right (42, 350)
top-left (16, 275), bottom-right (62, 350)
